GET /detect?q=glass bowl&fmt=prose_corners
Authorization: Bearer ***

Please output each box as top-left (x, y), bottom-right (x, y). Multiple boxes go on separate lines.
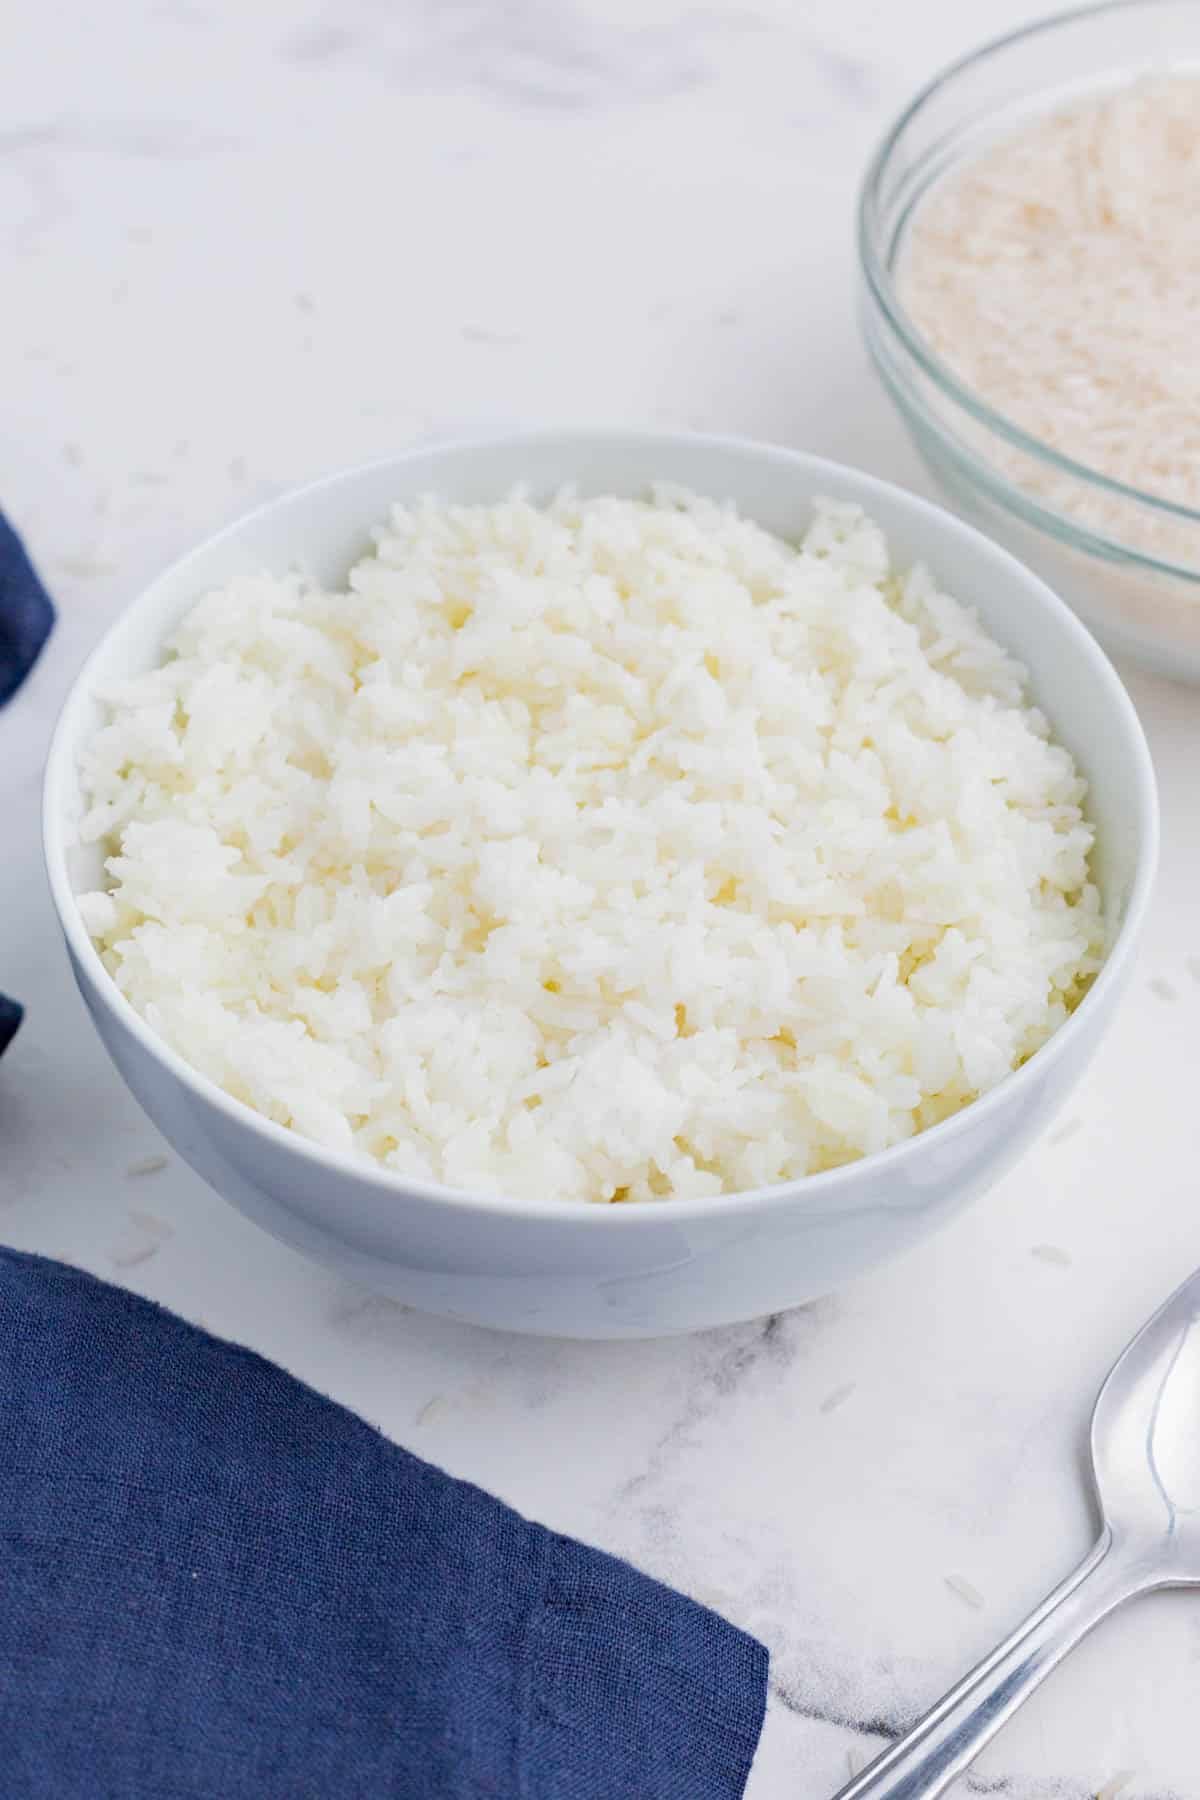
top-left (858, 0), bottom-right (1200, 682)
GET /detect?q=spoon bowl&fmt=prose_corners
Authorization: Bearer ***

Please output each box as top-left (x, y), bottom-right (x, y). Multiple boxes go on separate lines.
top-left (1091, 1270), bottom-right (1200, 1571)
top-left (835, 1264), bottom-right (1200, 1797)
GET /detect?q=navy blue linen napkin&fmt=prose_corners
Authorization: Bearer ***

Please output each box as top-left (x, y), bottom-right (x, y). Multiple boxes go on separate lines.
top-left (1, 510), bottom-right (54, 1060)
top-left (0, 993), bottom-right (22, 1057)
top-left (0, 1247), bottom-right (768, 1798)
top-left (0, 510), bottom-right (53, 709)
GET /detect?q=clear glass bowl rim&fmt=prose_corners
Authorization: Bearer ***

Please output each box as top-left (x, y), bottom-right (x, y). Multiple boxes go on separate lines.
top-left (857, 0), bottom-right (1200, 574)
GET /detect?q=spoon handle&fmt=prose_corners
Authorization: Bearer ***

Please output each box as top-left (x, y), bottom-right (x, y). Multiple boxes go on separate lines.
top-left (828, 1531), bottom-right (1136, 1799)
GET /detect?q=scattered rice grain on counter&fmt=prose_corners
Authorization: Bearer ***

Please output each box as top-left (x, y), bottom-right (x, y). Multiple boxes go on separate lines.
top-left (126, 1153), bottom-right (169, 1178)
top-left (819, 1382), bottom-right (857, 1415)
top-left (77, 489), bottom-right (1102, 1204)
top-left (128, 1208), bottom-right (174, 1241)
top-left (1031, 1244), bottom-right (1072, 1268)
top-left (110, 1241), bottom-right (159, 1270)
top-left (943, 1574), bottom-right (985, 1611)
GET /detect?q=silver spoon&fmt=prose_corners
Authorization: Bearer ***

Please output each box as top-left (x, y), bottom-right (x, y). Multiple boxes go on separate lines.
top-left (832, 1265), bottom-right (1200, 1798)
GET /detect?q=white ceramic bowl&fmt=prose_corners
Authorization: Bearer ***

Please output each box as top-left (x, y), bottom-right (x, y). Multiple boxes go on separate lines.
top-left (44, 431), bottom-right (1157, 1338)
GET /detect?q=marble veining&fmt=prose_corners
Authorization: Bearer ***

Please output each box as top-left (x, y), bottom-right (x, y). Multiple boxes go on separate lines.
top-left (4, 2), bottom-right (1200, 1794)
top-left (0, 120), bottom-right (240, 156)
top-left (284, 1), bottom-right (767, 109)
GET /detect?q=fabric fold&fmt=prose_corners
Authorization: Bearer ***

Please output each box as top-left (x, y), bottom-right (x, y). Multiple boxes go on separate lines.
top-left (1, 509), bottom-right (54, 1060)
top-left (0, 511), bottom-right (53, 709)
top-left (0, 1247), bottom-right (768, 1798)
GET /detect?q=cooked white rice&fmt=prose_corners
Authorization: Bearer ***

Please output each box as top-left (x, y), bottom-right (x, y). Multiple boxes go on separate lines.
top-left (77, 489), bottom-right (1102, 1203)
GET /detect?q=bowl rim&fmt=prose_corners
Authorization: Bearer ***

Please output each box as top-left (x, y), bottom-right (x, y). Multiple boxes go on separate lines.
top-left (857, 0), bottom-right (1200, 560)
top-left (867, 325), bottom-right (1200, 593)
top-left (43, 427), bottom-right (1160, 1228)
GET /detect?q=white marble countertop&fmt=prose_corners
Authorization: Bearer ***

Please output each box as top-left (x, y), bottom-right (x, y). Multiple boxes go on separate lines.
top-left (4, 2), bottom-right (1200, 1793)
